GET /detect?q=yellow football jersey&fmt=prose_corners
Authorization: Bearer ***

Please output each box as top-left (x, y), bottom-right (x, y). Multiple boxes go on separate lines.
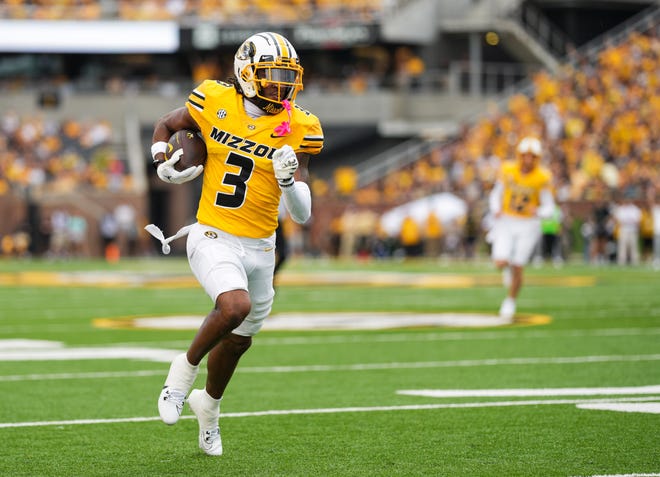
top-left (186, 80), bottom-right (323, 238)
top-left (498, 160), bottom-right (552, 218)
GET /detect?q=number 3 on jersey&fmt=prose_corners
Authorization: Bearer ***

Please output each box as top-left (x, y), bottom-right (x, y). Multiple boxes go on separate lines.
top-left (215, 152), bottom-right (254, 208)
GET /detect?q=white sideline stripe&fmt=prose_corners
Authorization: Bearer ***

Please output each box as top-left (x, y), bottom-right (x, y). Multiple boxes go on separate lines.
top-left (0, 396), bottom-right (658, 429)
top-left (397, 385), bottom-right (660, 398)
top-left (2, 354), bottom-right (660, 382)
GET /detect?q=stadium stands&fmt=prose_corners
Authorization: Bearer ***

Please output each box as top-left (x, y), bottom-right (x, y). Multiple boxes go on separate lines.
top-left (0, 111), bottom-right (130, 194)
top-left (325, 16), bottom-right (659, 260)
top-left (0, 1), bottom-right (657, 261)
top-left (0, 0), bottom-right (388, 23)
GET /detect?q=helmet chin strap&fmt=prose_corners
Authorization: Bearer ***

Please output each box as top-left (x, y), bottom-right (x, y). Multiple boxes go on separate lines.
top-left (248, 95), bottom-right (284, 114)
top-left (243, 97), bottom-right (267, 119)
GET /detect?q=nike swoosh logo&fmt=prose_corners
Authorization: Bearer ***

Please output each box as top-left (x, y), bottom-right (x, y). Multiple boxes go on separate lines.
top-left (270, 133), bottom-right (285, 138)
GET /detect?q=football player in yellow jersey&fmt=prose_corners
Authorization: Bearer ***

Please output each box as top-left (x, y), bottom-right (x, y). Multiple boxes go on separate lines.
top-left (488, 137), bottom-right (555, 321)
top-left (149, 32), bottom-right (323, 456)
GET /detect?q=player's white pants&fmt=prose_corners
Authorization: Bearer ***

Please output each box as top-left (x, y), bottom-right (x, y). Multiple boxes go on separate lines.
top-left (491, 215), bottom-right (542, 266)
top-left (187, 222), bottom-right (275, 336)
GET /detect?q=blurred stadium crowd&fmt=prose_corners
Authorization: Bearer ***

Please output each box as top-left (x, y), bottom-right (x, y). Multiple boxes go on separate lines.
top-left (0, 0), bottom-right (386, 23)
top-left (0, 112), bottom-right (129, 194)
top-left (0, 1), bottom-right (658, 267)
top-left (323, 29), bottom-right (659, 259)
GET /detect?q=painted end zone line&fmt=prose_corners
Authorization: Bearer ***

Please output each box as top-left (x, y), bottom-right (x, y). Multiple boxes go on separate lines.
top-left (1, 396), bottom-right (659, 429)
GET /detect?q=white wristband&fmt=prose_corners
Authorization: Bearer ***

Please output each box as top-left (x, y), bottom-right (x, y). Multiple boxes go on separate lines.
top-left (151, 141), bottom-right (168, 160)
top-left (278, 177), bottom-right (294, 188)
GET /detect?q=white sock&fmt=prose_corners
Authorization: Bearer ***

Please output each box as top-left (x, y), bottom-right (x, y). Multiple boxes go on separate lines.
top-left (502, 267), bottom-right (512, 288)
top-left (164, 353), bottom-right (199, 393)
top-left (197, 389), bottom-right (221, 428)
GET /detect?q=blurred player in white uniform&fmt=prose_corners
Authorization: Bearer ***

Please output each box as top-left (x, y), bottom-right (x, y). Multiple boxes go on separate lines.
top-left (150, 32), bottom-right (323, 456)
top-left (488, 137), bottom-right (555, 320)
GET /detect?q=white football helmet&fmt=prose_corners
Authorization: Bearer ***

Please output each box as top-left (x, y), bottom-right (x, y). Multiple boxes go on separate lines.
top-left (234, 32), bottom-right (304, 114)
top-left (516, 136), bottom-right (542, 156)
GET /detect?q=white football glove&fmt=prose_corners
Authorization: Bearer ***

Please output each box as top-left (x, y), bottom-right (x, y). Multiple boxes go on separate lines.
top-left (156, 149), bottom-right (204, 184)
top-left (272, 145), bottom-right (298, 187)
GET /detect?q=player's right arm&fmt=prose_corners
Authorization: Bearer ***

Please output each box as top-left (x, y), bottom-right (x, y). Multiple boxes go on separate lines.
top-left (489, 181), bottom-right (504, 218)
top-left (151, 107), bottom-right (203, 184)
top-left (151, 107), bottom-right (200, 166)
top-left (489, 161), bottom-right (506, 218)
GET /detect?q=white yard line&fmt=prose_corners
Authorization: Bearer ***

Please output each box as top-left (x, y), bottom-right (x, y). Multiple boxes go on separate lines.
top-left (574, 474), bottom-right (660, 477)
top-left (2, 354), bottom-right (660, 381)
top-left (0, 370), bottom-right (165, 382)
top-left (1, 396), bottom-right (658, 429)
top-left (397, 385), bottom-right (660, 398)
top-left (2, 325), bottom-right (660, 341)
top-left (238, 354), bottom-right (660, 373)
top-left (576, 403), bottom-right (660, 414)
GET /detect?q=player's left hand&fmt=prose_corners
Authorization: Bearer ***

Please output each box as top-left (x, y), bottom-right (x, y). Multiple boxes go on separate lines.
top-left (272, 145), bottom-right (298, 187)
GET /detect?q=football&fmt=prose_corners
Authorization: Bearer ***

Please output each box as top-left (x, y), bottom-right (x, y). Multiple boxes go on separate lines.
top-left (165, 129), bottom-right (207, 172)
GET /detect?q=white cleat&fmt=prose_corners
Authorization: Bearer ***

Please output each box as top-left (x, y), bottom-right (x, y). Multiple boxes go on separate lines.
top-left (499, 297), bottom-right (516, 321)
top-left (158, 386), bottom-right (187, 425)
top-left (199, 427), bottom-right (223, 456)
top-left (188, 389), bottom-right (223, 456)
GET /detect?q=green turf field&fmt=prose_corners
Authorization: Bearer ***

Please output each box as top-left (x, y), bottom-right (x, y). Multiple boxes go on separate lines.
top-left (0, 257), bottom-right (658, 477)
